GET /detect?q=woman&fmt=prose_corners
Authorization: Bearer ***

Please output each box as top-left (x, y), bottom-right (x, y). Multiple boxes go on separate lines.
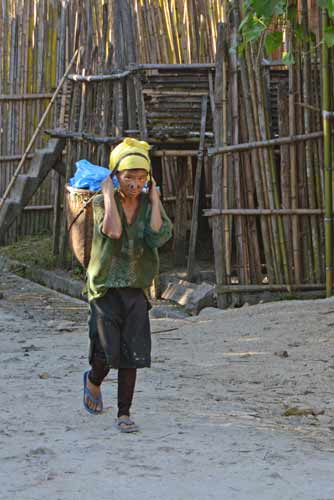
top-left (83, 138), bottom-right (172, 433)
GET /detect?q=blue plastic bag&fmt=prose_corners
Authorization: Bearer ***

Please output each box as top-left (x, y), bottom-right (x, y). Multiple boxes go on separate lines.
top-left (69, 158), bottom-right (158, 193)
top-left (69, 159), bottom-right (119, 192)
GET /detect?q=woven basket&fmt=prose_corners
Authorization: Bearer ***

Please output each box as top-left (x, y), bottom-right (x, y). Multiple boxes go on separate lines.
top-left (65, 184), bottom-right (97, 268)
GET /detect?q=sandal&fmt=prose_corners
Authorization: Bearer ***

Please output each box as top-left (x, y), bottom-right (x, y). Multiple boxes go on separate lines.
top-left (83, 370), bottom-right (103, 415)
top-left (116, 417), bottom-right (139, 433)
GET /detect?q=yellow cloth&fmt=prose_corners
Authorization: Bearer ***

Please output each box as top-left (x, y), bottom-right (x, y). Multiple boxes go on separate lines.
top-left (109, 137), bottom-right (151, 173)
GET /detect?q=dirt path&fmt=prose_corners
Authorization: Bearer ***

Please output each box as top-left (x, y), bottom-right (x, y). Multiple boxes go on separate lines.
top-left (1, 271), bottom-right (334, 500)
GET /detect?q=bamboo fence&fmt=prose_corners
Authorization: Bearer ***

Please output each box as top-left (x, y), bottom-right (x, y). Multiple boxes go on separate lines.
top-left (0, 0), bottom-right (332, 304)
top-left (205, 0), bottom-right (332, 304)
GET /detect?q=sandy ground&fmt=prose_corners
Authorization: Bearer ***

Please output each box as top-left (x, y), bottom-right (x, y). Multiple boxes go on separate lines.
top-left (1, 271), bottom-right (334, 500)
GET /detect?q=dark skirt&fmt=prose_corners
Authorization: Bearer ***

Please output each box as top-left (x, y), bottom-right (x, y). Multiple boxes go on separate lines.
top-left (88, 288), bottom-right (152, 369)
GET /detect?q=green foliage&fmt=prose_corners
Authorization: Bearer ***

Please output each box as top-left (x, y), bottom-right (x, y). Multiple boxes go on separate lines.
top-left (238, 0), bottom-right (288, 56)
top-left (251, 0), bottom-right (286, 18)
top-left (317, 0), bottom-right (334, 18)
top-left (282, 50), bottom-right (295, 65)
top-left (324, 25), bottom-right (334, 46)
top-left (238, 15), bottom-right (266, 51)
top-left (265, 31), bottom-right (283, 54)
top-left (239, 0), bottom-right (334, 57)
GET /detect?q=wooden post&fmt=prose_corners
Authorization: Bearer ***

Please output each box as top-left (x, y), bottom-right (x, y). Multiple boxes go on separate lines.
top-left (120, 0), bottom-right (137, 131)
top-left (187, 95), bottom-right (208, 279)
top-left (278, 80), bottom-right (293, 268)
top-left (134, 72), bottom-right (148, 139)
top-left (173, 157), bottom-right (188, 267)
top-left (52, 163), bottom-right (63, 255)
top-left (113, 0), bottom-right (125, 137)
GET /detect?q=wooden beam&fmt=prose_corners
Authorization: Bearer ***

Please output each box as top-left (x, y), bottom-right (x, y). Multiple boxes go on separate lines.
top-left (208, 131), bottom-right (324, 156)
top-left (0, 154), bottom-right (34, 163)
top-left (67, 70), bottom-right (132, 82)
top-left (130, 63), bottom-right (215, 71)
top-left (204, 208), bottom-right (326, 216)
top-left (45, 130), bottom-right (200, 155)
top-left (0, 93), bottom-right (53, 101)
top-left (216, 284), bottom-right (325, 293)
top-left (23, 205), bottom-right (53, 211)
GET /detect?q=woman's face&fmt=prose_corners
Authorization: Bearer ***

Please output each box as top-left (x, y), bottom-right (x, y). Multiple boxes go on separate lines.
top-left (117, 169), bottom-right (148, 198)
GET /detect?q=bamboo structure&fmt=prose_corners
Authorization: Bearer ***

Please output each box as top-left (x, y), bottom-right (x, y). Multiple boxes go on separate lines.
top-left (203, 0), bottom-right (332, 304)
top-left (0, 48), bottom-right (80, 211)
top-left (0, 0), bottom-right (333, 305)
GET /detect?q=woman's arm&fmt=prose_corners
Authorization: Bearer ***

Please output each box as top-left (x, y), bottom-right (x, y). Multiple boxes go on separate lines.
top-left (144, 180), bottom-right (173, 249)
top-left (101, 176), bottom-right (122, 239)
top-left (149, 178), bottom-right (162, 232)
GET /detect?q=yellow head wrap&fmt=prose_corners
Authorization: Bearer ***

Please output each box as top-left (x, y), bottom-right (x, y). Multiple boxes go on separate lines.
top-left (109, 137), bottom-right (151, 174)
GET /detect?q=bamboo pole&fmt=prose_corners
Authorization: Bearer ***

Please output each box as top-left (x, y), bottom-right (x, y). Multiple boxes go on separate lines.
top-left (237, 0), bottom-right (274, 283)
top-left (204, 209), bottom-right (327, 216)
top-left (187, 95), bottom-right (208, 278)
top-left (217, 284), bottom-right (325, 293)
top-left (239, 102), bottom-right (262, 284)
top-left (278, 81), bottom-right (293, 269)
top-left (230, 5), bottom-right (246, 284)
top-left (322, 8), bottom-right (333, 297)
top-left (208, 131), bottom-right (328, 155)
top-left (0, 93), bottom-right (54, 101)
top-left (287, 4), bottom-right (301, 284)
top-left (212, 23), bottom-right (227, 308)
top-left (301, 0), bottom-right (321, 283)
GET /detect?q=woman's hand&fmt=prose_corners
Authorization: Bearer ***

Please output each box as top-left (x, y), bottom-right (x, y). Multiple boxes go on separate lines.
top-left (149, 178), bottom-right (160, 205)
top-left (149, 178), bottom-right (162, 231)
top-left (101, 175), bottom-right (115, 198)
top-left (101, 175), bottom-right (122, 238)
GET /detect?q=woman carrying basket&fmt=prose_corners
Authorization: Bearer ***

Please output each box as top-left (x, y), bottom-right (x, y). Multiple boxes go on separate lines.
top-left (83, 138), bottom-right (172, 433)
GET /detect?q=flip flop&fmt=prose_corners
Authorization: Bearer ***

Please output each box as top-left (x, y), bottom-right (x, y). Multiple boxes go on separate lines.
top-left (83, 370), bottom-right (103, 415)
top-left (116, 417), bottom-right (139, 433)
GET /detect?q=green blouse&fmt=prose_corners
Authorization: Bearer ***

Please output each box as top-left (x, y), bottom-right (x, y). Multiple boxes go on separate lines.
top-left (85, 192), bottom-right (173, 301)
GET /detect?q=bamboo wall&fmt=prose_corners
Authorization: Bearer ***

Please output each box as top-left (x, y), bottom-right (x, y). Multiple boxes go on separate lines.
top-left (0, 0), bottom-right (71, 243)
top-left (0, 0), bottom-right (227, 245)
top-left (207, 3), bottom-right (329, 306)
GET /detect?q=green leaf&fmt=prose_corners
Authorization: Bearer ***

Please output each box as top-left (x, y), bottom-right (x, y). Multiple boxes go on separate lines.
top-left (236, 40), bottom-right (247, 58)
top-left (287, 5), bottom-right (297, 21)
top-left (265, 31), bottom-right (283, 54)
top-left (324, 25), bottom-right (334, 46)
top-left (317, 0), bottom-right (334, 17)
top-left (251, 0), bottom-right (285, 18)
top-left (239, 12), bottom-right (252, 32)
top-left (294, 24), bottom-right (305, 42)
top-left (242, 18), bottom-right (266, 44)
top-left (329, 0), bottom-right (334, 17)
top-left (282, 51), bottom-right (295, 65)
